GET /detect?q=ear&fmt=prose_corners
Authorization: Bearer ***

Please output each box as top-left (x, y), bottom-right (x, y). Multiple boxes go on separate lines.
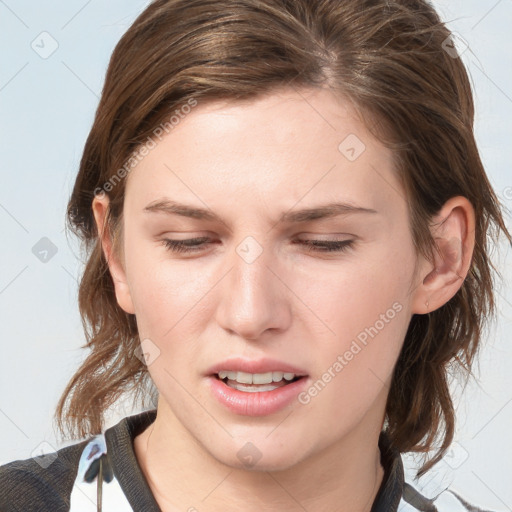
top-left (92, 195), bottom-right (135, 315)
top-left (411, 196), bottom-right (475, 315)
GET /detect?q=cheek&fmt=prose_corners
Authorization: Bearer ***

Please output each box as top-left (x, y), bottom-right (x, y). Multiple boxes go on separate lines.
top-left (123, 239), bottom-right (211, 339)
top-left (297, 289), bottom-right (409, 439)
top-left (300, 242), bottom-right (414, 400)
top-left (306, 242), bottom-right (413, 341)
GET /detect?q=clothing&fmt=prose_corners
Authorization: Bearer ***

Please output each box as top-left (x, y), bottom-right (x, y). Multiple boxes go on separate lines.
top-left (0, 409), bottom-right (493, 511)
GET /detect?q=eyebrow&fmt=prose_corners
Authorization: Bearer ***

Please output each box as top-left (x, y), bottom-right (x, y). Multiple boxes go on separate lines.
top-left (143, 199), bottom-right (378, 224)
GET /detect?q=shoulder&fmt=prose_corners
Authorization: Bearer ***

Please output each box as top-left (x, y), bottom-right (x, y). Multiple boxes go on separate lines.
top-left (0, 439), bottom-right (87, 512)
top-left (0, 410), bottom-right (158, 512)
top-left (401, 481), bottom-right (499, 512)
top-left (376, 432), bottom-right (498, 512)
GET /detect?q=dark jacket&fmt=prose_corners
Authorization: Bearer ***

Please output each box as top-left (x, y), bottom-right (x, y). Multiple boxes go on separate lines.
top-left (0, 409), bottom-right (492, 511)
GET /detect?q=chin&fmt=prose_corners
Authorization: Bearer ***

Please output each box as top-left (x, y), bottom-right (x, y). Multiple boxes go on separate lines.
top-left (206, 436), bottom-right (310, 473)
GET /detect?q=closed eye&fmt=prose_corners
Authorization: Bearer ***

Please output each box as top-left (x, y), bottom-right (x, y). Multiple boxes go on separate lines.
top-left (292, 239), bottom-right (354, 253)
top-left (161, 237), bottom-right (354, 254)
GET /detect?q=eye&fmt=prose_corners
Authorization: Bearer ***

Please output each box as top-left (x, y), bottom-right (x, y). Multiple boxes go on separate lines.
top-left (161, 237), bottom-right (354, 254)
top-left (294, 239), bottom-right (354, 253)
top-left (161, 237), bottom-right (211, 253)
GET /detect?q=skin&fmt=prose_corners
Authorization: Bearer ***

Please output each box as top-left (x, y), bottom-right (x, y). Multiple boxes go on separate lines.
top-left (92, 87), bottom-right (475, 511)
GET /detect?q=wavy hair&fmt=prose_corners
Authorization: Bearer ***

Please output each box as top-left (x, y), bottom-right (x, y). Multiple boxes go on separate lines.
top-left (54, 0), bottom-right (511, 476)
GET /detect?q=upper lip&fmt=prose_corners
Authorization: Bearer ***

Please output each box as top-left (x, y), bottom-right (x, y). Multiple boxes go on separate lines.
top-left (206, 357), bottom-right (308, 376)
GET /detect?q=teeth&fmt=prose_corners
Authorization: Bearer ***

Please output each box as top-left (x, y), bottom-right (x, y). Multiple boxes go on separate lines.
top-left (253, 372), bottom-right (273, 384)
top-left (217, 370), bottom-right (298, 384)
top-left (237, 371), bottom-right (253, 384)
top-left (272, 371), bottom-right (284, 382)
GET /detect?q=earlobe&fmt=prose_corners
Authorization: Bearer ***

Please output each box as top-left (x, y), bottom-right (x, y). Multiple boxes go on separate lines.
top-left (411, 196), bottom-right (475, 315)
top-left (91, 196), bottom-right (136, 315)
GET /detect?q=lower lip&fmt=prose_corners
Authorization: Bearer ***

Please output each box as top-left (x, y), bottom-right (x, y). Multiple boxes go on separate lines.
top-left (207, 376), bottom-right (309, 416)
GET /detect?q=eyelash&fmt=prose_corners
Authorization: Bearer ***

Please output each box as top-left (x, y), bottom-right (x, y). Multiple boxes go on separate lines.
top-left (161, 237), bottom-right (354, 254)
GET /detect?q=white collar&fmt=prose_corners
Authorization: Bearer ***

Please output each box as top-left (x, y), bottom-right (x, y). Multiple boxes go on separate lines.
top-left (69, 433), bottom-right (133, 511)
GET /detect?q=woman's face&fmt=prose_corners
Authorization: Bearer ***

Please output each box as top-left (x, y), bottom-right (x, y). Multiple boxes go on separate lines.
top-left (108, 87), bottom-right (424, 469)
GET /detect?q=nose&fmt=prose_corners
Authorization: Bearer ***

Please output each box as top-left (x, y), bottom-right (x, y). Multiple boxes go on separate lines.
top-left (215, 239), bottom-right (292, 341)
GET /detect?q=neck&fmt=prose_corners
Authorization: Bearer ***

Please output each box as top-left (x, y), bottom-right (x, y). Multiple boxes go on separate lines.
top-left (134, 404), bottom-right (386, 512)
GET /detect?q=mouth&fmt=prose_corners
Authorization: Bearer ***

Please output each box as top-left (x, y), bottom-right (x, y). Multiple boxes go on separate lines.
top-left (214, 371), bottom-right (304, 393)
top-left (205, 359), bottom-right (309, 416)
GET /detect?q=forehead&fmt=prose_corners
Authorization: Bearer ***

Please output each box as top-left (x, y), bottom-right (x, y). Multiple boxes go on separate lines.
top-left (124, 87), bottom-right (403, 222)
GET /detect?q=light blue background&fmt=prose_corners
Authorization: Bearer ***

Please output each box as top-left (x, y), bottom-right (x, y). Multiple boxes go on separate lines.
top-left (1, 1), bottom-right (511, 509)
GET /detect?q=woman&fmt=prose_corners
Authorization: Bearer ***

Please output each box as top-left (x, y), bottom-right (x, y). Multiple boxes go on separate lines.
top-left (1, 0), bottom-right (510, 510)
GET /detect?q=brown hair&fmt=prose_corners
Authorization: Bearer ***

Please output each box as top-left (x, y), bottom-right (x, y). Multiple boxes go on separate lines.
top-left (54, 0), bottom-right (511, 476)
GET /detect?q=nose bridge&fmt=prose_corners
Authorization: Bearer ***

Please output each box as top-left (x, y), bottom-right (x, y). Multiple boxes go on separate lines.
top-left (232, 235), bottom-right (275, 314)
top-left (216, 234), bottom-right (289, 339)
